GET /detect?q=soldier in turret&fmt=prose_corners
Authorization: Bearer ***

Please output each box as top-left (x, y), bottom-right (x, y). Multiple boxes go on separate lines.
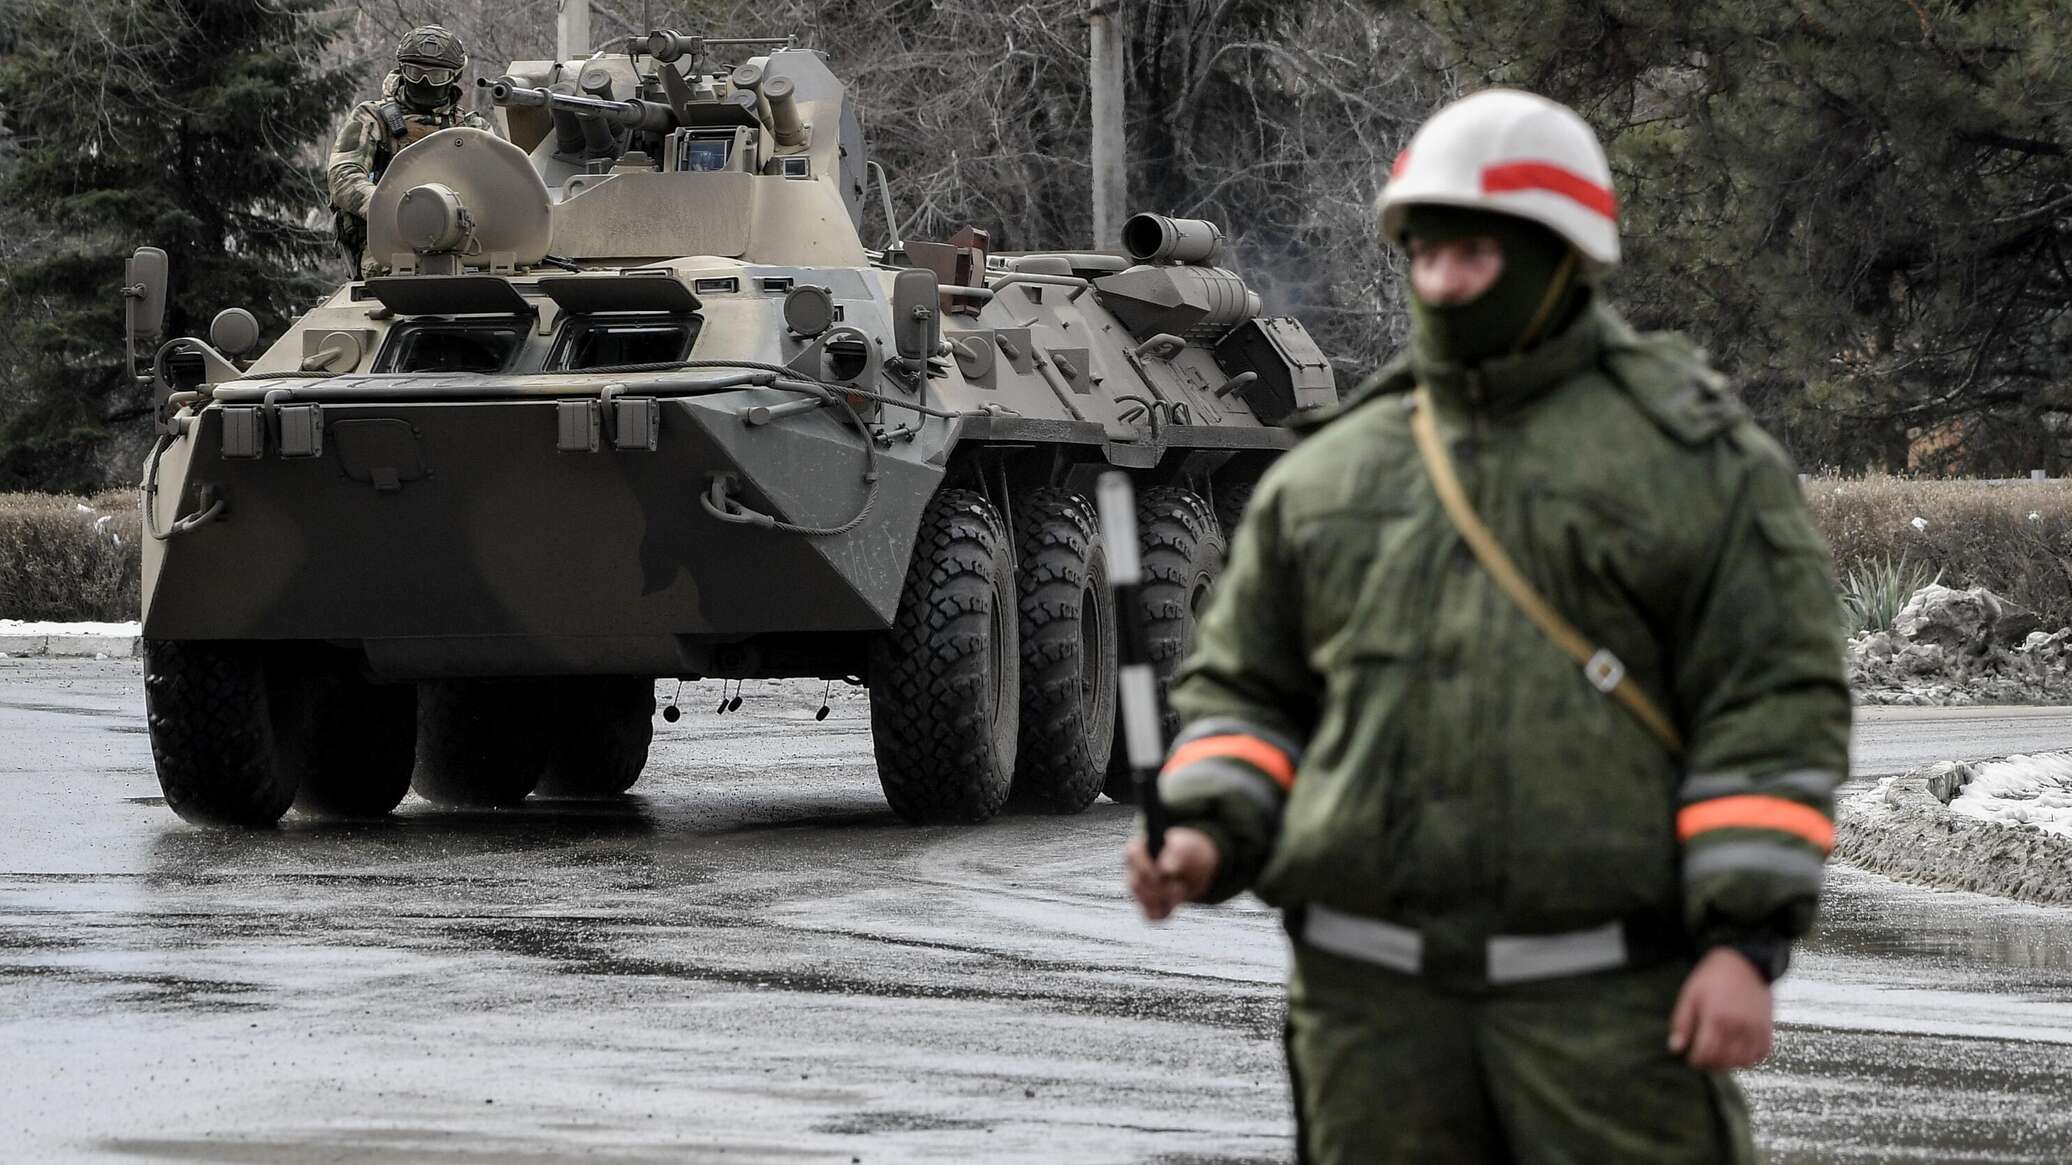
top-left (327, 25), bottom-right (492, 277)
top-left (1127, 89), bottom-right (1850, 1162)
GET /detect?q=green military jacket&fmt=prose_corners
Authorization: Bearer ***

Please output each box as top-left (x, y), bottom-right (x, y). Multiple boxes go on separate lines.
top-left (327, 73), bottom-right (491, 220)
top-left (1164, 300), bottom-right (1851, 966)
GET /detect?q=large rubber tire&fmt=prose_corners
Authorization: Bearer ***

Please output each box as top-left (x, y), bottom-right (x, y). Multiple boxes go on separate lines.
top-left (144, 639), bottom-right (298, 828)
top-left (1104, 486), bottom-right (1227, 803)
top-left (536, 677), bottom-right (655, 798)
top-left (868, 488), bottom-right (1020, 824)
top-left (1008, 488), bottom-right (1117, 813)
top-left (410, 679), bottom-right (553, 807)
top-left (1213, 479), bottom-right (1258, 545)
top-left (278, 655), bottom-right (418, 819)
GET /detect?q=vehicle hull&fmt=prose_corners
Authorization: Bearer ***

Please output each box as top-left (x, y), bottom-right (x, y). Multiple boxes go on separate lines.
top-left (142, 390), bottom-right (937, 678)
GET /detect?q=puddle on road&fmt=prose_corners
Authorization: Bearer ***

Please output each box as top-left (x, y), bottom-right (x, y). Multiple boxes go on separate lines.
top-left (0, 699), bottom-right (129, 720)
top-left (135, 801), bottom-right (666, 870)
top-left (98, 1136), bottom-right (693, 1164)
top-left (0, 960), bottom-right (268, 1013)
top-left (1751, 1024), bottom-right (2072, 1164)
top-left (813, 1110), bottom-right (990, 1135)
top-left (1755, 862), bottom-right (2072, 1160)
top-left (1808, 865), bottom-right (2072, 977)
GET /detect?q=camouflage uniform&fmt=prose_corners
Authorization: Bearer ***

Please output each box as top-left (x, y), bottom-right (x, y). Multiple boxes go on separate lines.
top-left (1162, 299), bottom-right (1851, 1162)
top-left (327, 72), bottom-right (491, 275)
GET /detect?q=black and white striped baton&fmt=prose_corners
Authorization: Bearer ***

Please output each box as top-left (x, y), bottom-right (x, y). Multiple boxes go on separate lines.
top-left (1097, 471), bottom-right (1168, 858)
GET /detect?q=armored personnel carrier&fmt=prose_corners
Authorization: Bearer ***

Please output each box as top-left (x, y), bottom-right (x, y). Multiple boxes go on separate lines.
top-left (125, 31), bottom-right (1334, 827)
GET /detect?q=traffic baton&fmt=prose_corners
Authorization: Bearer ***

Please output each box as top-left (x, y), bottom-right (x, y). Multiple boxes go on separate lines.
top-left (1096, 471), bottom-right (1168, 858)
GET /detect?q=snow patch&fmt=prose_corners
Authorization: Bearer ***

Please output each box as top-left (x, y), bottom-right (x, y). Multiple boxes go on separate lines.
top-left (0, 620), bottom-right (142, 637)
top-left (1947, 752), bottom-right (2072, 839)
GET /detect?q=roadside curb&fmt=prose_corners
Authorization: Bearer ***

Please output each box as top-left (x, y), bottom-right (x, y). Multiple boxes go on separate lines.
top-left (1837, 769), bottom-right (2072, 905)
top-left (0, 635), bottom-right (142, 659)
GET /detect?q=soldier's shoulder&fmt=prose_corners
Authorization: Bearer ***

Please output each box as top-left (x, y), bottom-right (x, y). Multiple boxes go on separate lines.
top-left (1596, 317), bottom-right (1808, 514)
top-left (330, 102), bottom-right (382, 150)
top-left (1598, 314), bottom-right (1746, 449)
top-left (1256, 369), bottom-right (1413, 515)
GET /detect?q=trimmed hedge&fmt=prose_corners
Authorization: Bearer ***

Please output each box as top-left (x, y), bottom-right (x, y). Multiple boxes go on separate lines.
top-left (1807, 476), bottom-right (2072, 630)
top-left (0, 492), bottom-right (143, 622)
top-left (4, 481), bottom-right (2070, 629)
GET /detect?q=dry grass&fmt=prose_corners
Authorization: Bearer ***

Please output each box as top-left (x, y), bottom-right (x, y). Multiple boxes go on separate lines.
top-left (0, 491), bottom-right (143, 622)
top-left (1805, 476), bottom-right (2072, 629)
top-left (3, 479), bottom-right (2069, 628)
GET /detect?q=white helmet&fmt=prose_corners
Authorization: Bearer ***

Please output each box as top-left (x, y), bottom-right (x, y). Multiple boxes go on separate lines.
top-left (1378, 89), bottom-right (1620, 275)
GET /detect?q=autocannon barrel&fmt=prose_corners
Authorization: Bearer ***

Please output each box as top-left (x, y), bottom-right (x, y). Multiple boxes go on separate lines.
top-left (1122, 213), bottom-right (1226, 265)
top-left (478, 77), bottom-right (679, 133)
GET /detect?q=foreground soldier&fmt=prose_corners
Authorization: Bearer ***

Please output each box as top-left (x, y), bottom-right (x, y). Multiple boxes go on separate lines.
top-left (1126, 89), bottom-right (1849, 1162)
top-left (326, 25), bottom-right (491, 276)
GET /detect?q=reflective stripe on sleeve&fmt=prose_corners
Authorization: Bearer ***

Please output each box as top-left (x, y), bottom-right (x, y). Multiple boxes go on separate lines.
top-left (1162, 733), bottom-right (1297, 791)
top-left (1680, 768), bottom-right (1842, 805)
top-left (1682, 840), bottom-right (1827, 892)
top-left (1159, 757), bottom-right (1286, 817)
top-left (1171, 716), bottom-right (1305, 766)
top-left (1677, 794), bottom-right (1834, 851)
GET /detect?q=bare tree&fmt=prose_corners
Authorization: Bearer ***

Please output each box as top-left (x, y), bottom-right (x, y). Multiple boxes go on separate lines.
top-left (338, 0), bottom-right (1450, 376)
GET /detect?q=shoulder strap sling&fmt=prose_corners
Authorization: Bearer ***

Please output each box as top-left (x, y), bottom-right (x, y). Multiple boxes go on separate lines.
top-left (1408, 385), bottom-right (1685, 755)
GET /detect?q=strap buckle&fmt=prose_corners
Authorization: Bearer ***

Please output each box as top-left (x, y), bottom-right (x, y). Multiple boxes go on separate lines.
top-left (1584, 648), bottom-right (1625, 693)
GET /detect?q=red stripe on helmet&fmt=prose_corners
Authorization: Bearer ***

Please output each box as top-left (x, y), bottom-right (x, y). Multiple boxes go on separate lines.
top-left (1480, 161), bottom-right (1617, 218)
top-left (1390, 150), bottom-right (1411, 180)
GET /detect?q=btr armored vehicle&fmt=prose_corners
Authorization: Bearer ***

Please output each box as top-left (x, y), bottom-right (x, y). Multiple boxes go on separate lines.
top-left (125, 31), bottom-right (1335, 827)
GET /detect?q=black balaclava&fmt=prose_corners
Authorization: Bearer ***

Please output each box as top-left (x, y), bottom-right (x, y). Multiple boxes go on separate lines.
top-left (398, 76), bottom-right (458, 114)
top-left (1403, 204), bottom-right (1584, 368)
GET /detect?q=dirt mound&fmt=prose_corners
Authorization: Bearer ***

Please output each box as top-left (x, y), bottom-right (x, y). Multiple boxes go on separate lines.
top-left (1849, 584), bottom-right (2072, 704)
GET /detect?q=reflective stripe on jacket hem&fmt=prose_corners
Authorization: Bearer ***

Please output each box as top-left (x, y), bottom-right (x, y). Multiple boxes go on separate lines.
top-left (1487, 923), bottom-right (1628, 983)
top-left (1296, 905), bottom-right (1632, 985)
top-left (1300, 905), bottom-right (1422, 974)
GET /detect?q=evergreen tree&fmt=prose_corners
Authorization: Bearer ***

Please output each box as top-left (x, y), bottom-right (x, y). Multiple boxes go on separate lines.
top-left (0, 0), bottom-right (355, 491)
top-left (1415, 0), bottom-right (2072, 474)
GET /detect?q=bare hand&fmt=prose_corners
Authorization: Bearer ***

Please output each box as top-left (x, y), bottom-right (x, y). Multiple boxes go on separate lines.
top-left (1668, 947), bottom-right (1775, 1070)
top-left (1124, 827), bottom-right (1221, 921)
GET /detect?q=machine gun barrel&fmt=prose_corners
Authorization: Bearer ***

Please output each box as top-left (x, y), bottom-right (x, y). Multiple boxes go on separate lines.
top-left (478, 77), bottom-right (678, 133)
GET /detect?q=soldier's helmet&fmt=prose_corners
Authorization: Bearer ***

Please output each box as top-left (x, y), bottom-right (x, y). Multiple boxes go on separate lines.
top-left (1377, 90), bottom-right (1619, 276)
top-left (395, 24), bottom-right (468, 89)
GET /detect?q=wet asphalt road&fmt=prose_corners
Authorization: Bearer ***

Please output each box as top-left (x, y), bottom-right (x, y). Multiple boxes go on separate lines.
top-left (3, 657), bottom-right (2070, 1164)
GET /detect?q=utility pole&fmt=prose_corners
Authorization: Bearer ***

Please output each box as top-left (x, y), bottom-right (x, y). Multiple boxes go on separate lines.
top-left (557, 0), bottom-right (591, 60)
top-left (1088, 0), bottom-right (1127, 251)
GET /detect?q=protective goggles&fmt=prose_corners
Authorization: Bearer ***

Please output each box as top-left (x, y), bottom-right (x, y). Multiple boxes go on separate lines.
top-left (398, 62), bottom-right (461, 87)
